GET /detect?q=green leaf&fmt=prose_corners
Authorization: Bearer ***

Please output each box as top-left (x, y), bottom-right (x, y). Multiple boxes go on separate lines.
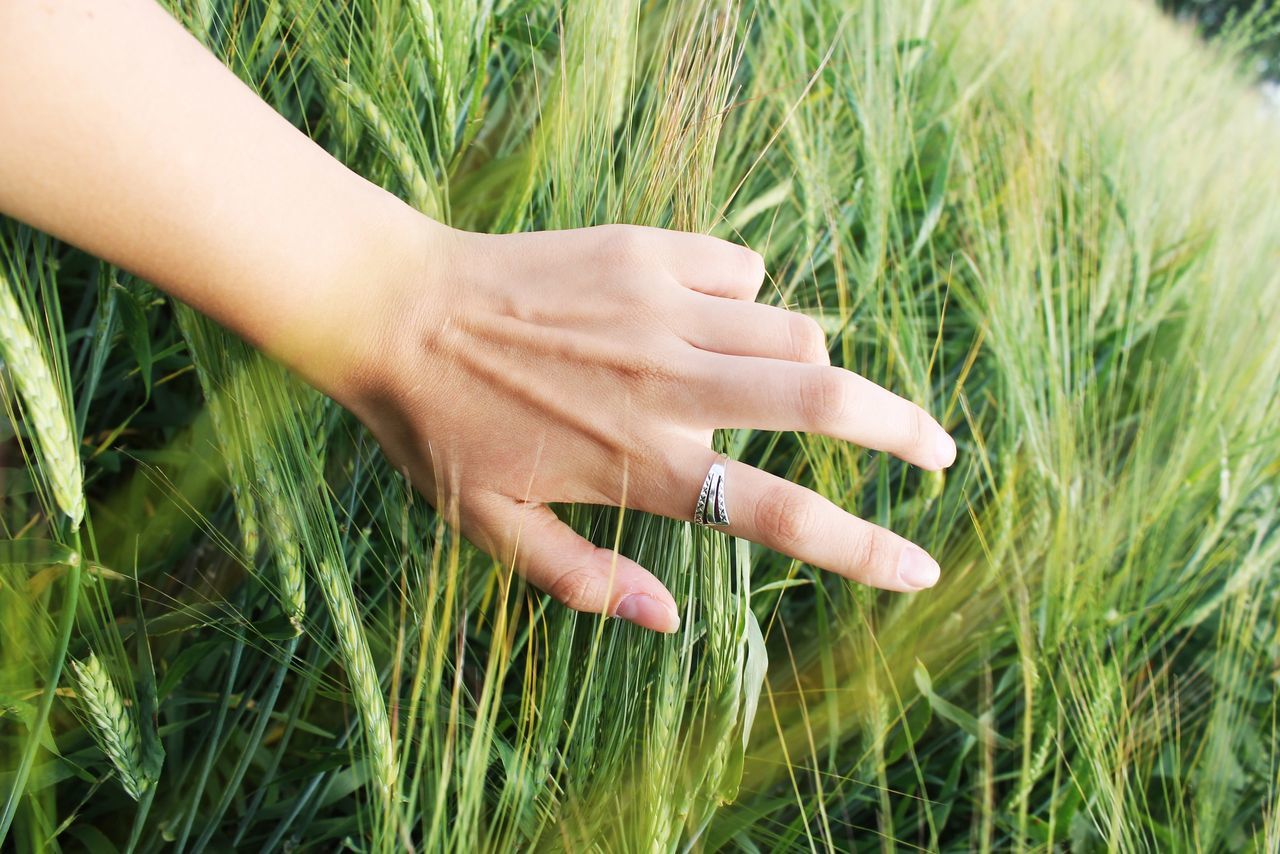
top-left (910, 126), bottom-right (955, 258)
top-left (0, 539), bottom-right (78, 569)
top-left (751, 577), bottom-right (812, 596)
top-left (114, 282), bottom-right (153, 399)
top-left (740, 608), bottom-right (767, 755)
top-left (132, 574), bottom-right (165, 786)
top-left (717, 603), bottom-right (768, 804)
top-left (914, 661), bottom-right (1012, 749)
top-left (0, 467), bottom-right (34, 497)
top-left (158, 639), bottom-right (224, 700)
top-left (76, 262), bottom-right (119, 436)
top-left (884, 698), bottom-right (933, 766)
top-left (66, 823), bottom-right (119, 853)
top-left (725, 179), bottom-right (793, 234)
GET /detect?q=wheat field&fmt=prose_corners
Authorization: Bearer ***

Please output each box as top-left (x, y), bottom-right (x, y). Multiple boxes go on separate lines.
top-left (2, 0), bottom-right (1279, 850)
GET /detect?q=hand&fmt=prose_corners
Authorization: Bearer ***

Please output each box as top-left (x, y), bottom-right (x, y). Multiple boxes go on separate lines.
top-left (0, 1), bottom-right (955, 634)
top-left (329, 221), bottom-right (957, 633)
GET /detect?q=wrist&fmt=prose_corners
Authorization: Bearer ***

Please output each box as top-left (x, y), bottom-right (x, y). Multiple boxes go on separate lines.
top-left (283, 187), bottom-right (457, 413)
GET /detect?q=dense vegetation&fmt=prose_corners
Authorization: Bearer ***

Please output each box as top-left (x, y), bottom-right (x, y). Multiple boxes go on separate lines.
top-left (2, 0), bottom-right (1278, 850)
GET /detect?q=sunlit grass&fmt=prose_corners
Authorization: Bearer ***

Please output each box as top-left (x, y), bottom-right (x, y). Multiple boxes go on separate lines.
top-left (1, 0), bottom-right (1278, 850)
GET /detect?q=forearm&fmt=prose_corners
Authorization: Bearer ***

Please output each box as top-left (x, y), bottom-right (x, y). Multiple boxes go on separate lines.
top-left (0, 0), bottom-right (430, 394)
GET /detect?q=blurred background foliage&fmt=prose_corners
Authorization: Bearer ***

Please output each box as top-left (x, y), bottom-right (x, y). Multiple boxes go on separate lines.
top-left (1161, 0), bottom-right (1280, 77)
top-left (1, 0), bottom-right (1279, 851)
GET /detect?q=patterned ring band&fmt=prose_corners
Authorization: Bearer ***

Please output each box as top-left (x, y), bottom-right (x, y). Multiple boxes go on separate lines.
top-left (693, 453), bottom-right (731, 527)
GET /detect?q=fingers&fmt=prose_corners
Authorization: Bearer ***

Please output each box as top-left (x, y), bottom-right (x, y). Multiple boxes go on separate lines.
top-left (676, 291), bottom-right (830, 365)
top-left (468, 495), bottom-right (681, 633)
top-left (650, 443), bottom-right (942, 593)
top-left (688, 355), bottom-right (956, 471)
top-left (645, 227), bottom-right (766, 300)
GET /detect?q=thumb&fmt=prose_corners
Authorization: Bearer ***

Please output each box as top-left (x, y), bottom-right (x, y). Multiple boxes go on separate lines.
top-left (471, 496), bottom-right (681, 633)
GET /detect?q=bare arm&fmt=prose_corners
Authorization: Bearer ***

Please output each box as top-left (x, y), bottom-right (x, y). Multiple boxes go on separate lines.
top-left (0, 0), bottom-right (424, 389)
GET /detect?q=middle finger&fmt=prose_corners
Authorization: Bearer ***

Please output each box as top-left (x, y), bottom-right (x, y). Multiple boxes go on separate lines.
top-left (684, 352), bottom-right (956, 471)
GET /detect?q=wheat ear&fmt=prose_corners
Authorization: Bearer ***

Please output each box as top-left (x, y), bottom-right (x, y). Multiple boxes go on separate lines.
top-left (70, 655), bottom-right (149, 800)
top-left (0, 271), bottom-right (84, 527)
top-left (176, 306), bottom-right (261, 560)
top-left (315, 559), bottom-right (397, 796)
top-left (336, 80), bottom-right (438, 216)
top-left (407, 0), bottom-right (458, 142)
top-left (253, 447), bottom-right (307, 634)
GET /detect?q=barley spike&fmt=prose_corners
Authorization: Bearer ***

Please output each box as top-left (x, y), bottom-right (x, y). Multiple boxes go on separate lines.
top-left (70, 655), bottom-right (149, 800)
top-left (0, 271), bottom-right (84, 527)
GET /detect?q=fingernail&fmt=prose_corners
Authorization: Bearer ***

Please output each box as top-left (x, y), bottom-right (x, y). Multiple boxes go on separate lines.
top-left (614, 594), bottom-right (681, 633)
top-left (898, 545), bottom-right (940, 590)
top-left (936, 432), bottom-right (957, 468)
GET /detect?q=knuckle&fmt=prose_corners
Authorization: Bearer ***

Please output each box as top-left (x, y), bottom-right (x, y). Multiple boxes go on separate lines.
top-left (850, 525), bottom-right (888, 576)
top-left (547, 565), bottom-right (608, 613)
top-left (596, 224), bottom-right (646, 267)
top-left (618, 350), bottom-right (677, 387)
top-left (788, 313), bottom-right (828, 363)
top-left (798, 369), bottom-right (846, 428)
top-left (906, 405), bottom-right (929, 452)
top-left (755, 485), bottom-right (814, 550)
top-left (738, 247), bottom-right (765, 286)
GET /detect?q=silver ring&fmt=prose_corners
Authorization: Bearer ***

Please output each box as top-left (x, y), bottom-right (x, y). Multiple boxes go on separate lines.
top-left (693, 453), bottom-right (731, 527)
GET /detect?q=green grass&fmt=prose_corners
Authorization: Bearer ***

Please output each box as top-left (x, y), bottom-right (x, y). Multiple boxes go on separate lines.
top-left (2, 0), bottom-right (1279, 850)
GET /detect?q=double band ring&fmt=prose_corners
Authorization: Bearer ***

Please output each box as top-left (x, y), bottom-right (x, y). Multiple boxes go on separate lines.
top-left (693, 453), bottom-right (731, 527)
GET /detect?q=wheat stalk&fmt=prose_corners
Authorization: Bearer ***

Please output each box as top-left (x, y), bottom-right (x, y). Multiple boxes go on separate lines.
top-left (0, 271), bottom-right (84, 527)
top-left (69, 654), bottom-right (149, 800)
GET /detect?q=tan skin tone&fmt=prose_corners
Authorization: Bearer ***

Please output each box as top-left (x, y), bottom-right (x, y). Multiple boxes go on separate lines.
top-left (0, 1), bottom-right (955, 633)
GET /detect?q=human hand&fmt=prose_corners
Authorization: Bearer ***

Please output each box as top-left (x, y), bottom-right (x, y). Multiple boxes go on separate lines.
top-left (324, 221), bottom-right (956, 633)
top-left (0, 0), bottom-right (954, 635)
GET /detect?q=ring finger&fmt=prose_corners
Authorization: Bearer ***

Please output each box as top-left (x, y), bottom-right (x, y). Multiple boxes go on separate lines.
top-left (637, 441), bottom-right (942, 592)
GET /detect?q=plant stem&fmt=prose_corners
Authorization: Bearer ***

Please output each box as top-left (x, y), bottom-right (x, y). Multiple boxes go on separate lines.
top-left (0, 535), bottom-right (83, 844)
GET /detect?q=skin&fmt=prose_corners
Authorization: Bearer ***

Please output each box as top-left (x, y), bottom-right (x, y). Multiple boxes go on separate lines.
top-left (0, 0), bottom-right (955, 633)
